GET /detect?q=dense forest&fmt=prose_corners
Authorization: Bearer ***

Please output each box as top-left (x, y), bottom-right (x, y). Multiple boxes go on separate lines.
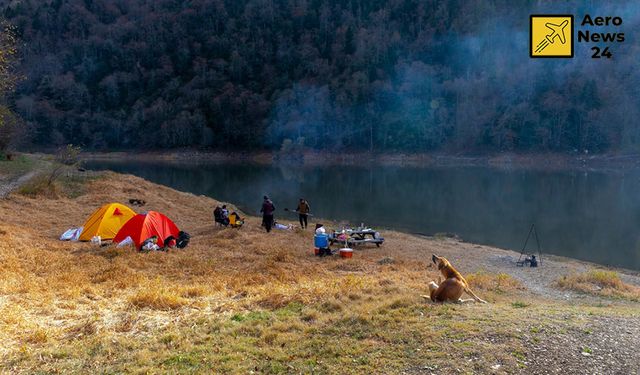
top-left (0, 19), bottom-right (19, 152)
top-left (2, 0), bottom-right (639, 153)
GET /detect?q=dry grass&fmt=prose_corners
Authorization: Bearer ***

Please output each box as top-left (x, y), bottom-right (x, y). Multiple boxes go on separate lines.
top-left (0, 170), bottom-right (638, 373)
top-left (466, 271), bottom-right (524, 293)
top-left (24, 328), bottom-right (49, 344)
top-left (64, 318), bottom-right (98, 340)
top-left (557, 269), bottom-right (640, 301)
top-left (16, 167), bottom-right (100, 199)
top-left (179, 285), bottom-right (208, 298)
top-left (129, 289), bottom-right (190, 310)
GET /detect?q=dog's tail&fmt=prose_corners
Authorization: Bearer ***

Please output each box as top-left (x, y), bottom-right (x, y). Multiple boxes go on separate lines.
top-left (465, 287), bottom-right (488, 304)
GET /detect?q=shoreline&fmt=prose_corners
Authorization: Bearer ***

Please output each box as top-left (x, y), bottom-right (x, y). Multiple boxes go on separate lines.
top-left (413, 232), bottom-right (640, 277)
top-left (78, 152), bottom-right (640, 272)
top-left (4, 156), bottom-right (639, 276)
top-left (5, 155), bottom-right (640, 276)
top-left (78, 150), bottom-right (640, 170)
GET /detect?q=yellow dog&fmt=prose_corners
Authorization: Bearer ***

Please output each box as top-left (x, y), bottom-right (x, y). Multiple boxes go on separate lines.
top-left (423, 254), bottom-right (487, 304)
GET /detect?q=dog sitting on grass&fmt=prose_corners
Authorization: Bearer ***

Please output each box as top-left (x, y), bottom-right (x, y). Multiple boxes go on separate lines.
top-left (422, 254), bottom-right (488, 304)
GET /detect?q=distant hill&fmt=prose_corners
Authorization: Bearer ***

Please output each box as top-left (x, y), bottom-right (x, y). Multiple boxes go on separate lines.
top-left (4, 0), bottom-right (639, 153)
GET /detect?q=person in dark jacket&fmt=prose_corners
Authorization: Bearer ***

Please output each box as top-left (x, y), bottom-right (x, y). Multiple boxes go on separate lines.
top-left (213, 206), bottom-right (224, 226)
top-left (296, 198), bottom-right (311, 229)
top-left (261, 195), bottom-right (276, 232)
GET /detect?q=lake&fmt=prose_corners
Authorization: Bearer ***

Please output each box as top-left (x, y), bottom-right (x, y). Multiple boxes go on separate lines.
top-left (86, 160), bottom-right (640, 271)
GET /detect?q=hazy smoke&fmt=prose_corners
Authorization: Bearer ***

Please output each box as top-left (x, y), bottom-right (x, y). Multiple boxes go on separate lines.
top-left (267, 0), bottom-right (640, 152)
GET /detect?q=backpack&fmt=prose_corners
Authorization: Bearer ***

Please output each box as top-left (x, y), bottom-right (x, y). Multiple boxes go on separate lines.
top-left (176, 231), bottom-right (191, 249)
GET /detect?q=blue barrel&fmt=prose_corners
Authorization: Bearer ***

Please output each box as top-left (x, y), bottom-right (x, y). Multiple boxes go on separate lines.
top-left (314, 234), bottom-right (329, 248)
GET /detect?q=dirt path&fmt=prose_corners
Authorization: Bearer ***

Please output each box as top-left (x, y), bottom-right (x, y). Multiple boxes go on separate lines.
top-left (0, 170), bottom-right (38, 199)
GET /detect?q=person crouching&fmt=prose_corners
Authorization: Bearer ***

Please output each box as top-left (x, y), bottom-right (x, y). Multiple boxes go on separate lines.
top-left (314, 223), bottom-right (331, 256)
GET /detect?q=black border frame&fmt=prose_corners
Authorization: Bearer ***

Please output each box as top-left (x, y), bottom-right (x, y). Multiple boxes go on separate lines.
top-left (530, 14), bottom-right (574, 58)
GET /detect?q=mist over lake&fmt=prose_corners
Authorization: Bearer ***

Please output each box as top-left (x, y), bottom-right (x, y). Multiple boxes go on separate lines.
top-left (88, 160), bottom-right (640, 271)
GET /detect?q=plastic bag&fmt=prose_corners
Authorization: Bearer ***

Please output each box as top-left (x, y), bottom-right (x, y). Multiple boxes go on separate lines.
top-left (60, 227), bottom-right (83, 241)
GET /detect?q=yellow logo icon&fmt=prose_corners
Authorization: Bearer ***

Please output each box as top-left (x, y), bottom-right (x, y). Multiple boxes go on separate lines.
top-left (530, 15), bottom-right (573, 58)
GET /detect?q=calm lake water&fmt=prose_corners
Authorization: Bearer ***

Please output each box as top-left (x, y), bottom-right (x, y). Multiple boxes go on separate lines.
top-left (87, 160), bottom-right (640, 271)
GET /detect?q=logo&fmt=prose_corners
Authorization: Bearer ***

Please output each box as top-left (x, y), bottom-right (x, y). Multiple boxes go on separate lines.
top-left (530, 15), bottom-right (574, 58)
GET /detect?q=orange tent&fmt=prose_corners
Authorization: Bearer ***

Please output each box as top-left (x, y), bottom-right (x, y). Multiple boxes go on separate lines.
top-left (113, 211), bottom-right (180, 248)
top-left (79, 203), bottom-right (136, 241)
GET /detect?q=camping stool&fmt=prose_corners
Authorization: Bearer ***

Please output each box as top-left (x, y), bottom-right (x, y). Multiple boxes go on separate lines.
top-left (516, 255), bottom-right (538, 268)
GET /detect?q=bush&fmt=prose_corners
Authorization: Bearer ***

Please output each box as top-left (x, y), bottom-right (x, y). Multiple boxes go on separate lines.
top-left (46, 144), bottom-right (82, 186)
top-left (511, 301), bottom-right (529, 308)
top-left (17, 174), bottom-right (56, 197)
top-left (557, 269), bottom-right (640, 301)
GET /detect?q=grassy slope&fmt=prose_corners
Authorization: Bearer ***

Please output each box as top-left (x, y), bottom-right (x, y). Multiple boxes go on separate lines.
top-left (0, 163), bottom-right (638, 374)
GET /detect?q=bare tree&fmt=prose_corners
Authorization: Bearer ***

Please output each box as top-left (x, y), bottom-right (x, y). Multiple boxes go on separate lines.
top-left (0, 20), bottom-right (20, 158)
top-left (47, 144), bottom-right (82, 186)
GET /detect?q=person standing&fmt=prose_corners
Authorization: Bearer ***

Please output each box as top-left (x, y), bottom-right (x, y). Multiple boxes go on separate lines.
top-left (296, 198), bottom-right (311, 229)
top-left (261, 195), bottom-right (275, 233)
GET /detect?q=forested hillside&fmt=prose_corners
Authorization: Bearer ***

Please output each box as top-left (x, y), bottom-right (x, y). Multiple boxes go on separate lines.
top-left (3, 0), bottom-right (639, 152)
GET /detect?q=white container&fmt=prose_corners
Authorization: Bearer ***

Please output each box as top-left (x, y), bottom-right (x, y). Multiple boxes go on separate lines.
top-left (91, 235), bottom-right (101, 246)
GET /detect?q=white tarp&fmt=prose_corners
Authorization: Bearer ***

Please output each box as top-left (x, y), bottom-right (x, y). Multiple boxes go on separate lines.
top-left (60, 227), bottom-right (83, 241)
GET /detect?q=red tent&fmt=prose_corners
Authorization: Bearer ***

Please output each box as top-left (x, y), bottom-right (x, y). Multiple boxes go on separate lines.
top-left (113, 211), bottom-right (180, 248)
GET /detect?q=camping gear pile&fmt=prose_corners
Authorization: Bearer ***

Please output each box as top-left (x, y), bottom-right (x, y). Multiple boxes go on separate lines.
top-left (332, 227), bottom-right (355, 258)
top-left (214, 205), bottom-right (245, 228)
top-left (313, 224), bottom-right (384, 258)
top-left (329, 225), bottom-right (384, 248)
top-left (229, 212), bottom-right (244, 228)
top-left (329, 225), bottom-right (384, 247)
top-left (60, 203), bottom-right (189, 251)
top-left (313, 223), bottom-right (378, 258)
